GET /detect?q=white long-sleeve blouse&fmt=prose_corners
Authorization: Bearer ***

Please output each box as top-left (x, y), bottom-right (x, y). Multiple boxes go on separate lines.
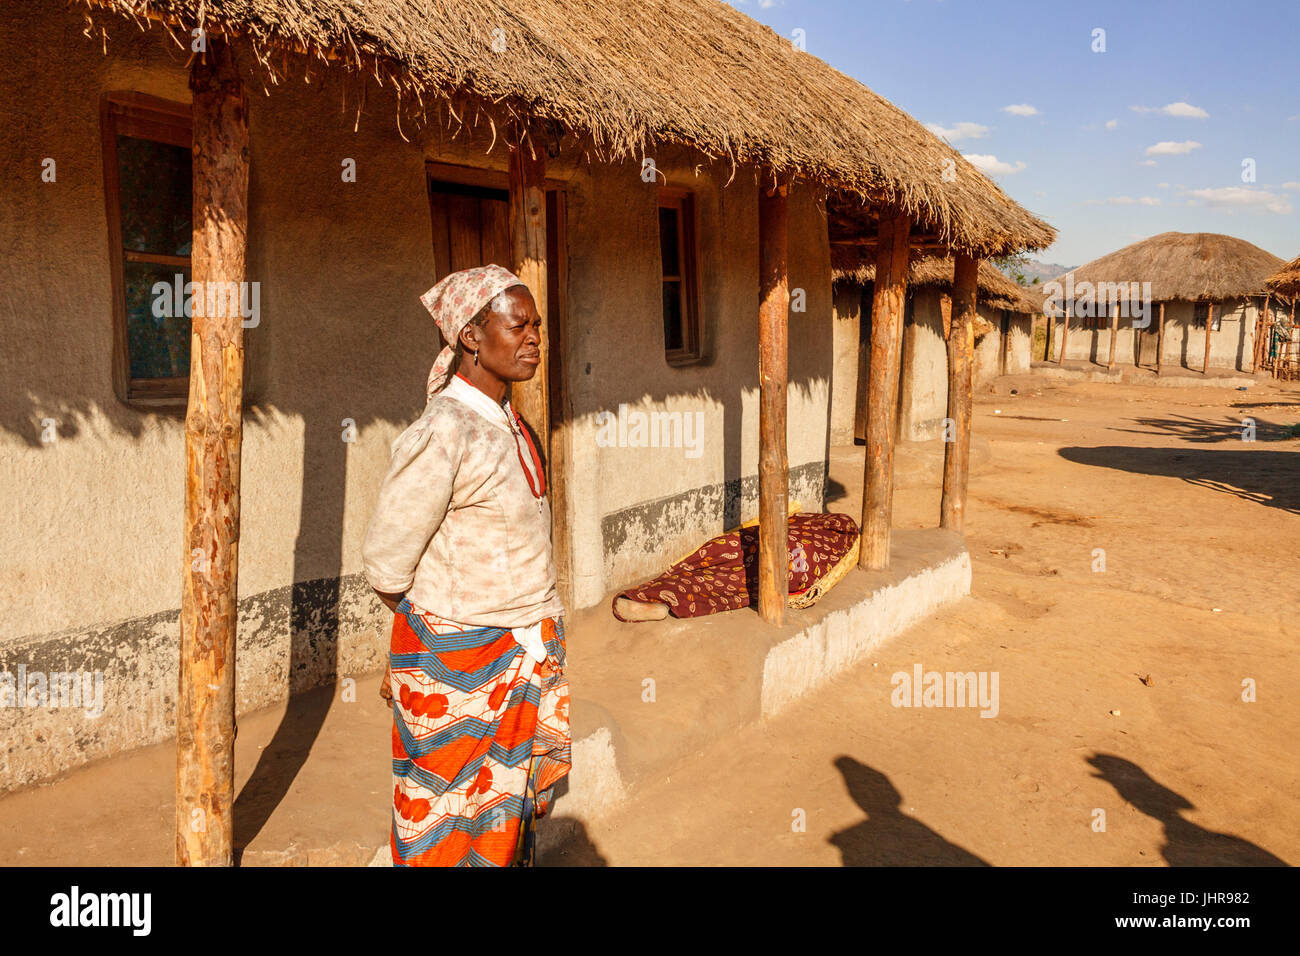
top-left (362, 374), bottom-right (564, 630)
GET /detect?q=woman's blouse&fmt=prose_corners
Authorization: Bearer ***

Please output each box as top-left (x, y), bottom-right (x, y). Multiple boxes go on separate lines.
top-left (362, 374), bottom-right (564, 628)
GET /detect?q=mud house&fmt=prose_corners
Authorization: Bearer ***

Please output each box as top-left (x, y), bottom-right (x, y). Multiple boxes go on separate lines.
top-left (830, 254), bottom-right (1040, 443)
top-left (0, 0), bottom-right (1051, 850)
top-left (1042, 232), bottom-right (1283, 373)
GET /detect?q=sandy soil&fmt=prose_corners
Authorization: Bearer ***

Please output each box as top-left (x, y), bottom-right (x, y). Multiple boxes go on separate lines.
top-left (2, 375), bottom-right (1297, 866)
top-left (543, 376), bottom-right (1300, 865)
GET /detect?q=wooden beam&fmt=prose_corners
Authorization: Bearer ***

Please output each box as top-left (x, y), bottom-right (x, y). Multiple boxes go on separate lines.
top-left (757, 180), bottom-right (790, 625)
top-left (860, 210), bottom-right (911, 570)
top-left (1042, 308), bottom-right (1054, 362)
top-left (509, 142), bottom-right (549, 446)
top-left (1203, 302), bottom-right (1215, 373)
top-left (176, 40), bottom-right (248, 868)
top-left (940, 253), bottom-right (978, 532)
top-left (1107, 302), bottom-right (1120, 369)
top-left (545, 189), bottom-right (574, 610)
top-left (1156, 302), bottom-right (1165, 373)
top-left (1057, 301), bottom-right (1071, 365)
top-left (1253, 294), bottom-right (1271, 373)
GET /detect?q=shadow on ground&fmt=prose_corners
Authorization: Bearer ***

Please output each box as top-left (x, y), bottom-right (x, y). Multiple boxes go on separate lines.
top-left (828, 756), bottom-right (990, 866)
top-left (1059, 446), bottom-right (1300, 515)
top-left (1107, 413), bottom-right (1297, 444)
top-left (1088, 754), bottom-right (1287, 866)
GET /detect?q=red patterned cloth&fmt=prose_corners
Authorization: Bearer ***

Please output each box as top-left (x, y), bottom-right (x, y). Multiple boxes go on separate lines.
top-left (613, 512), bottom-right (860, 620)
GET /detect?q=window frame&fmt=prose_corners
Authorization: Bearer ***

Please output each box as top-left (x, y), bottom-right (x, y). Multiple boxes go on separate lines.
top-left (101, 92), bottom-right (194, 407)
top-left (1192, 301), bottom-right (1221, 332)
top-left (656, 186), bottom-right (702, 365)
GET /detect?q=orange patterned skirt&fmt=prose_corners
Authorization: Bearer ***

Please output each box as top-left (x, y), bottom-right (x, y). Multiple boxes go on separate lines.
top-left (389, 599), bottom-right (570, 866)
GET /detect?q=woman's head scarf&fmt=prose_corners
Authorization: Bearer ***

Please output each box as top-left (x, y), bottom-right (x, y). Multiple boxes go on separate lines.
top-left (419, 264), bottom-right (525, 399)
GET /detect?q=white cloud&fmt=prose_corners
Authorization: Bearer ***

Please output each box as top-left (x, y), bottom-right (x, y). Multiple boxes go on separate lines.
top-left (925, 121), bottom-right (990, 142)
top-left (1001, 104), bottom-right (1039, 117)
top-left (1282, 182), bottom-right (1300, 191)
top-left (1186, 186), bottom-right (1292, 214)
top-left (1162, 101), bottom-right (1209, 118)
top-left (962, 153), bottom-right (1026, 176)
top-left (1131, 102), bottom-right (1209, 118)
top-left (1157, 182), bottom-right (1170, 189)
top-left (1139, 159), bottom-right (1158, 167)
top-left (1105, 119), bottom-right (1118, 130)
top-left (1145, 140), bottom-right (1202, 156)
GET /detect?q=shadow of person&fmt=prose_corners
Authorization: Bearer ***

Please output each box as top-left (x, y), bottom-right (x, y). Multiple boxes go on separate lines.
top-left (233, 417), bottom-right (347, 853)
top-left (1087, 754), bottom-right (1287, 866)
top-left (535, 818), bottom-right (610, 867)
top-left (828, 756), bottom-right (990, 866)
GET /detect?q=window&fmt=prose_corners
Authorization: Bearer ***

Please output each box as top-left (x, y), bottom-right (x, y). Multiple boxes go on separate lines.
top-left (657, 188), bottom-right (701, 363)
top-left (101, 93), bottom-right (193, 405)
top-left (1193, 301), bottom-right (1221, 331)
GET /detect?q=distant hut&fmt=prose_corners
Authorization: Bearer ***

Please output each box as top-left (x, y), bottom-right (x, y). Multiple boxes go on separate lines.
top-left (1262, 255), bottom-right (1300, 378)
top-left (830, 253), bottom-right (1042, 442)
top-left (1046, 232), bottom-right (1283, 373)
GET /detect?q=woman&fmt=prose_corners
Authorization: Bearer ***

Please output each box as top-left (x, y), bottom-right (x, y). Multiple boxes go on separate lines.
top-left (362, 264), bottom-right (570, 867)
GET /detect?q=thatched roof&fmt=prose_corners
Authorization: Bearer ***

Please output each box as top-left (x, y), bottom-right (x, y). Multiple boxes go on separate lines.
top-left (80, 0), bottom-right (1053, 258)
top-left (1049, 232), bottom-right (1283, 303)
top-left (1265, 255), bottom-right (1300, 298)
top-left (831, 249), bottom-right (1042, 314)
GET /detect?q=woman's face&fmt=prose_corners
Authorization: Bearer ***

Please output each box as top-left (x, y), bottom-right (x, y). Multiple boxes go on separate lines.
top-left (462, 287), bottom-right (542, 383)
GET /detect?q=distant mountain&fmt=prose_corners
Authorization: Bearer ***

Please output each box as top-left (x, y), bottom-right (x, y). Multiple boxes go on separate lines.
top-left (995, 259), bottom-right (1076, 287)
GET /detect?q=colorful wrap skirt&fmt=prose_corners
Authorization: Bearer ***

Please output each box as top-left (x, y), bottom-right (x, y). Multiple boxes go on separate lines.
top-left (389, 599), bottom-right (571, 866)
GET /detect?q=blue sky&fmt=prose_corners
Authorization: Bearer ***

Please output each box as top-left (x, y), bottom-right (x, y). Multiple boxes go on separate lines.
top-left (729, 0), bottom-right (1299, 266)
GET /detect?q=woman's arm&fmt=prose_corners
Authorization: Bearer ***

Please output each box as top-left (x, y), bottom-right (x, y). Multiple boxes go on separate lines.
top-left (361, 418), bottom-right (457, 598)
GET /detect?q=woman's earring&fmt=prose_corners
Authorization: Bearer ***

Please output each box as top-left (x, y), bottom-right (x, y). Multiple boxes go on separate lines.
top-left (473, 350), bottom-right (480, 366)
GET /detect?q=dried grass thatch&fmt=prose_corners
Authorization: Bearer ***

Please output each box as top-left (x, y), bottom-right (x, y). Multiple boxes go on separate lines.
top-left (831, 248), bottom-right (1040, 314)
top-left (1265, 255), bottom-right (1300, 298)
top-left (80, 0), bottom-right (1053, 257)
top-left (1049, 232), bottom-right (1284, 303)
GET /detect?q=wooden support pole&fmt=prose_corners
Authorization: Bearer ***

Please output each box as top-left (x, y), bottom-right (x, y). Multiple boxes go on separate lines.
top-left (1057, 300), bottom-right (1071, 365)
top-left (1156, 302), bottom-right (1165, 373)
top-left (1253, 294), bottom-right (1271, 373)
top-left (757, 179), bottom-right (790, 625)
top-left (1203, 301), bottom-right (1215, 373)
top-left (508, 140), bottom-right (549, 448)
top-left (1107, 302), bottom-right (1120, 369)
top-left (940, 253), bottom-right (978, 533)
top-left (1042, 309), bottom-right (1054, 363)
top-left (859, 210), bottom-right (911, 570)
top-left (176, 41), bottom-right (249, 867)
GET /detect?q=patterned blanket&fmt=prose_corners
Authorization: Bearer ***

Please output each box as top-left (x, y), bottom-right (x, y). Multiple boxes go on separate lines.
top-left (614, 512), bottom-right (860, 620)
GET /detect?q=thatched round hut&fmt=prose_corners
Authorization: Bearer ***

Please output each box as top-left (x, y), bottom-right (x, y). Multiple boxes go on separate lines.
top-left (1046, 232), bottom-right (1284, 372)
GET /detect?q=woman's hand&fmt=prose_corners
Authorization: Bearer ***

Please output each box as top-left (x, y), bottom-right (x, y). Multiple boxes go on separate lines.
top-left (379, 662), bottom-right (393, 703)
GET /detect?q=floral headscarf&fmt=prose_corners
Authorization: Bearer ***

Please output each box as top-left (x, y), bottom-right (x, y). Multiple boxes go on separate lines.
top-left (419, 264), bottom-right (525, 399)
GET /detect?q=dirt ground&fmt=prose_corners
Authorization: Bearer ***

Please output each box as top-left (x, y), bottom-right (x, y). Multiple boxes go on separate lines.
top-left (544, 375), bottom-right (1300, 865)
top-left (2, 375), bottom-right (1297, 866)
